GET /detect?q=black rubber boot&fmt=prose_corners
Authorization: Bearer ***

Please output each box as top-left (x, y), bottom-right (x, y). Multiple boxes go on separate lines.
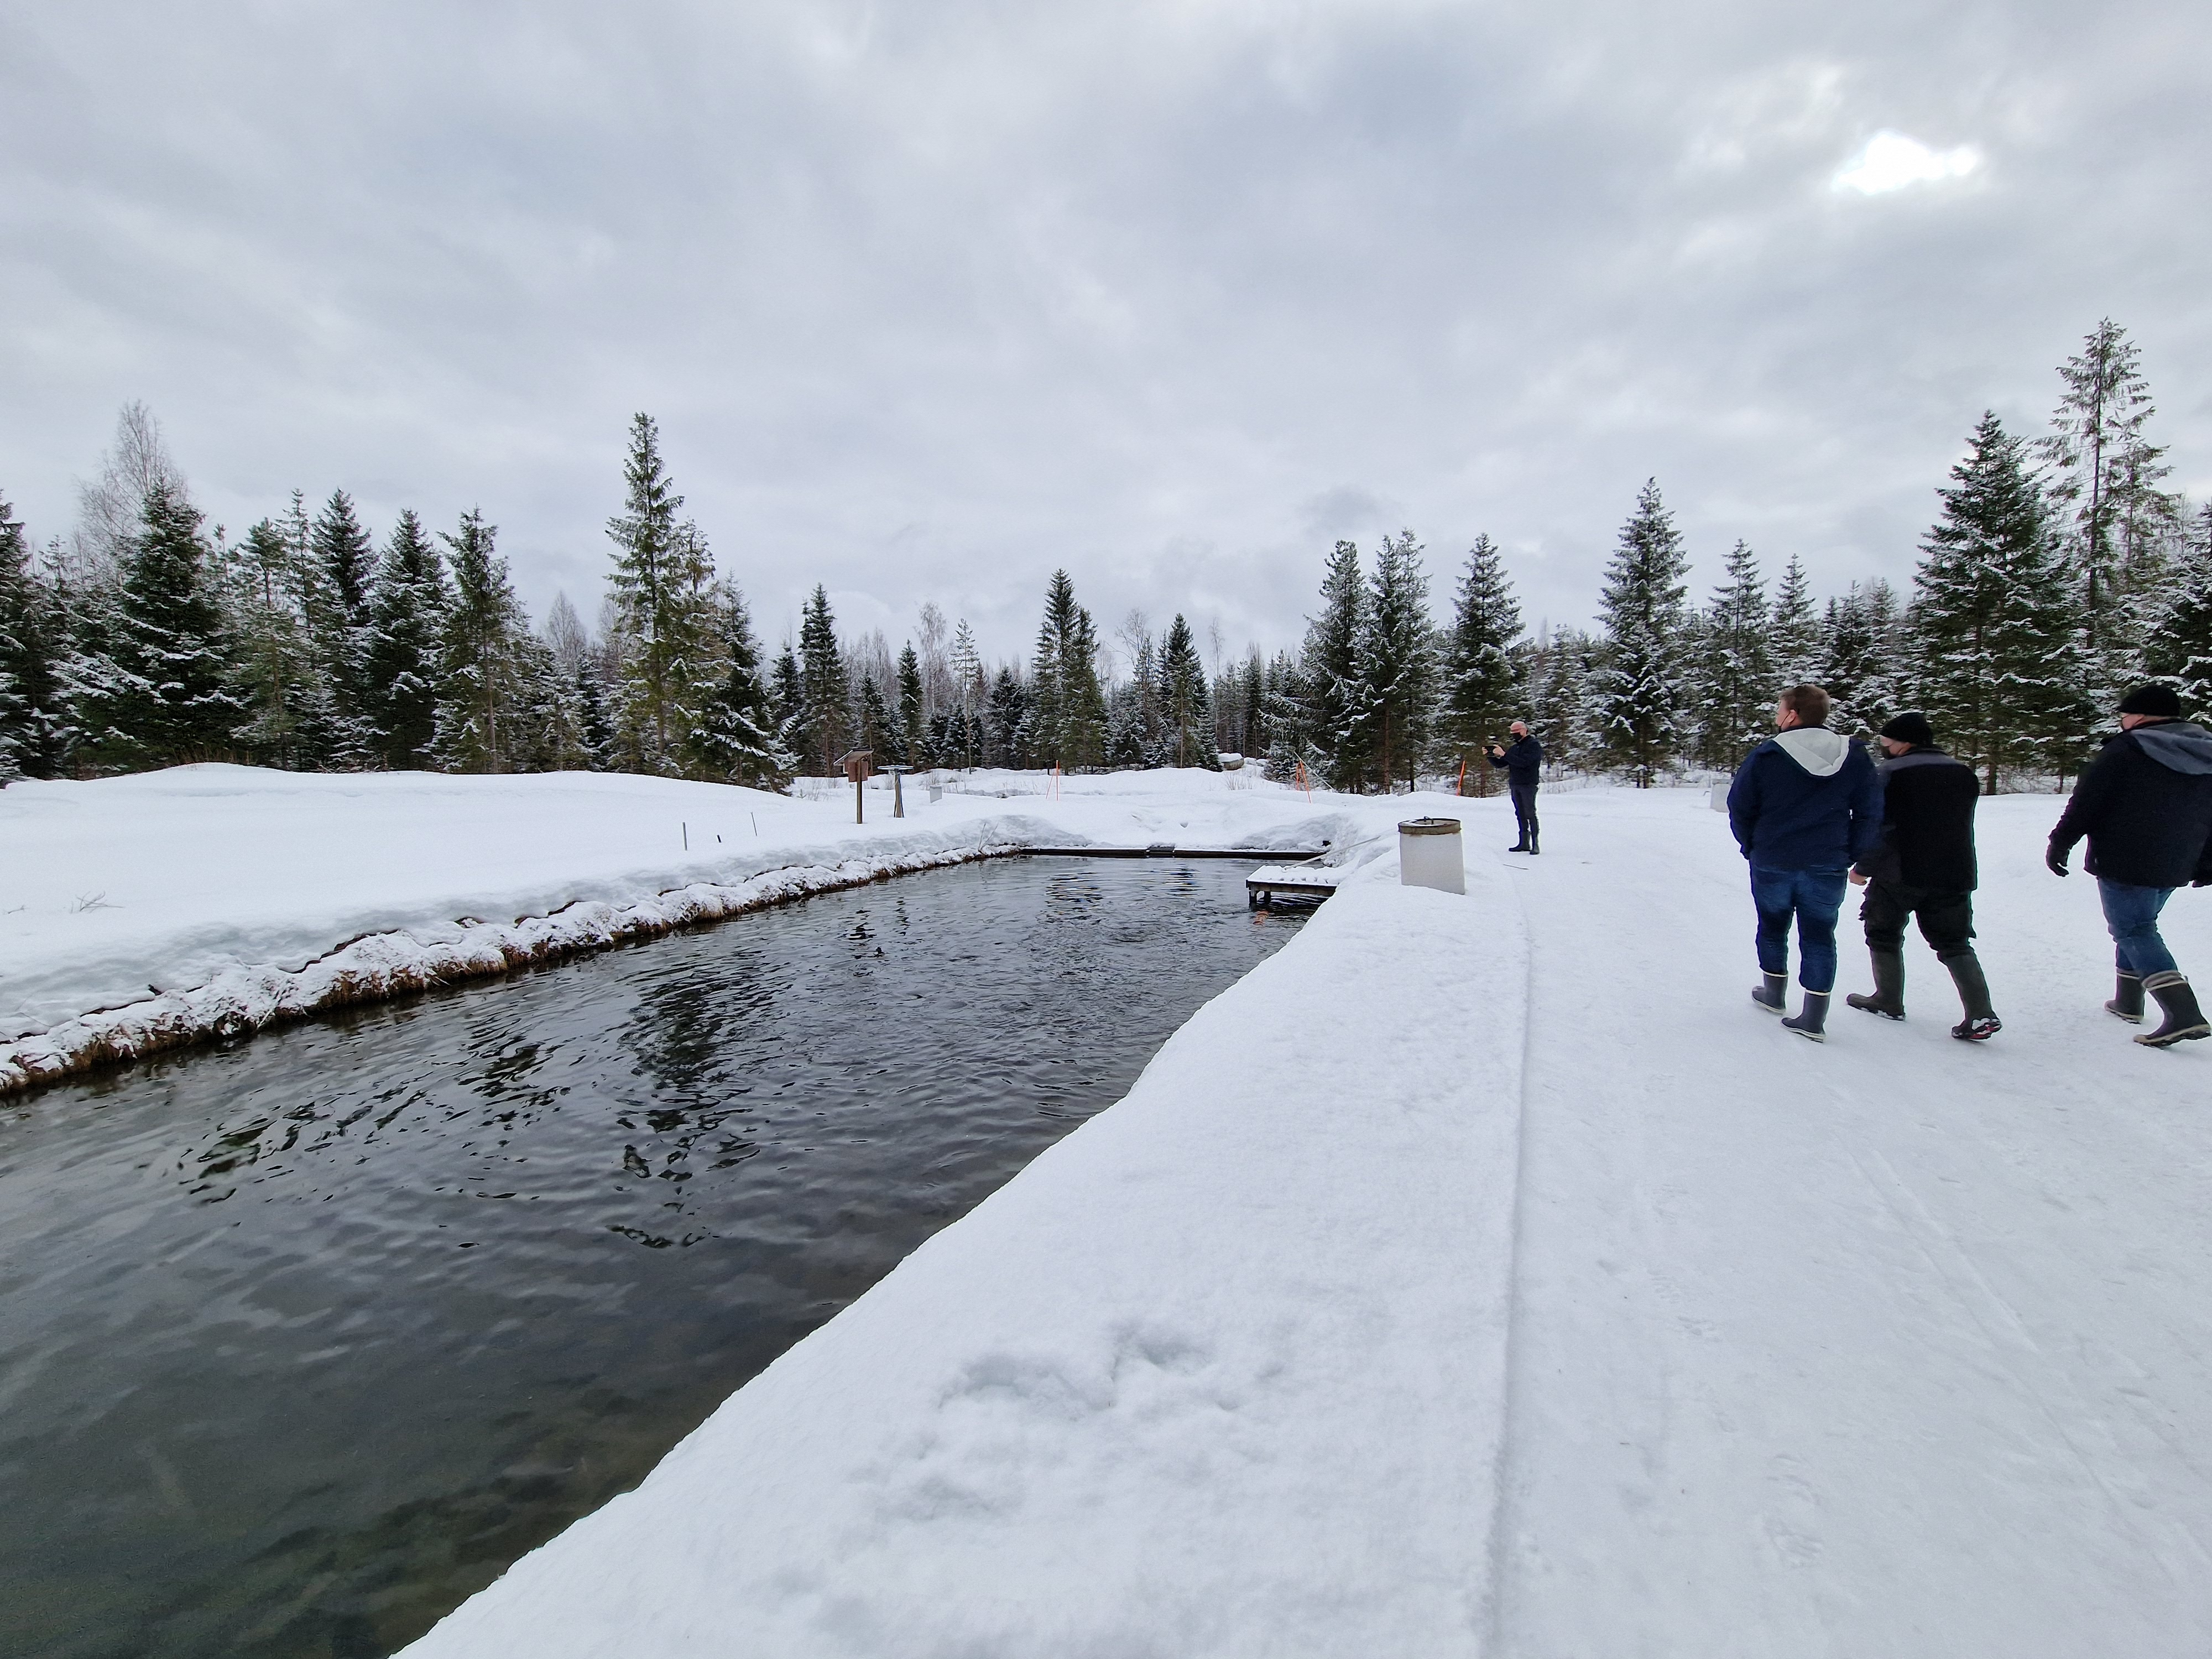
top-left (1782, 990), bottom-right (1830, 1043)
top-left (1942, 951), bottom-right (2000, 1041)
top-left (1751, 971), bottom-right (1787, 1015)
top-left (1845, 950), bottom-right (1906, 1020)
top-left (2106, 972), bottom-right (2145, 1024)
top-left (1507, 840), bottom-right (1528, 853)
top-left (2136, 973), bottom-right (2210, 1047)
top-left (1528, 830), bottom-right (1540, 855)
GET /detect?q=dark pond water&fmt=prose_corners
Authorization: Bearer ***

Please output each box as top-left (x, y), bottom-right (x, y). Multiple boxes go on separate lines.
top-left (0, 857), bottom-right (1305, 1659)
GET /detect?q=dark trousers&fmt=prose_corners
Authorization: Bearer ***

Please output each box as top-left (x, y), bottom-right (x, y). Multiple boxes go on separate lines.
top-left (1510, 782), bottom-right (1539, 844)
top-left (1751, 864), bottom-right (1848, 992)
top-left (1859, 880), bottom-right (1976, 959)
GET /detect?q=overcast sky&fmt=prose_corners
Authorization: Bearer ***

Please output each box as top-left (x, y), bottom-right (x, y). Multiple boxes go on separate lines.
top-left (3, 0), bottom-right (2206, 667)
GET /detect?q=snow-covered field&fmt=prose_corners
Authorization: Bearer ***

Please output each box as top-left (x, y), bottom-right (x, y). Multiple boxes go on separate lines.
top-left (8, 766), bottom-right (2211, 1652)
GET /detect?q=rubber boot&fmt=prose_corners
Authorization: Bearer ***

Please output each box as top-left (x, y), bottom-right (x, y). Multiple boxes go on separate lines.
top-left (2105, 971), bottom-right (2145, 1024)
top-left (1528, 828), bottom-right (1540, 856)
top-left (2136, 973), bottom-right (2210, 1047)
top-left (1751, 971), bottom-right (1787, 1015)
top-left (1845, 950), bottom-right (1906, 1020)
top-left (1942, 951), bottom-right (2000, 1041)
top-left (1782, 990), bottom-right (1830, 1043)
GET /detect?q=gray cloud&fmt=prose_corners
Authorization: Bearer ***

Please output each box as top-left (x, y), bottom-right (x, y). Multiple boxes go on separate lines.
top-left (3, 0), bottom-right (2206, 661)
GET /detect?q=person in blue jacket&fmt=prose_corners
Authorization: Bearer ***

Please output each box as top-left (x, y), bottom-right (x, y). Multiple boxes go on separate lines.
top-left (1726, 683), bottom-right (1885, 1042)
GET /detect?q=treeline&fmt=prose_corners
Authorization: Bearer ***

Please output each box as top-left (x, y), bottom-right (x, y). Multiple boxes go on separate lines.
top-left (3, 322), bottom-right (2206, 796)
top-left (1265, 319), bottom-right (2212, 794)
top-left (0, 408), bottom-right (1277, 790)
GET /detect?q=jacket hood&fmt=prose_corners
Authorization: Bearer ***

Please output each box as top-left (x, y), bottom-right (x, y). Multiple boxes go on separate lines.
top-left (2133, 720), bottom-right (2212, 776)
top-left (1772, 726), bottom-right (1851, 778)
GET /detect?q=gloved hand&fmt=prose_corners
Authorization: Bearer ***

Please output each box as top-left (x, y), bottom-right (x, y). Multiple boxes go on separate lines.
top-left (2045, 844), bottom-right (2070, 878)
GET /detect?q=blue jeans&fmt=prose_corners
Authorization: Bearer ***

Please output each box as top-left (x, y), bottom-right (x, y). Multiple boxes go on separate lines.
top-left (2098, 880), bottom-right (2180, 978)
top-left (1751, 865), bottom-right (1849, 993)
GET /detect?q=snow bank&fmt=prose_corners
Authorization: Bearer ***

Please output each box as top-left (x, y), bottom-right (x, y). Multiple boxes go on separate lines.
top-left (399, 859), bottom-right (1528, 1659)
top-left (0, 765), bottom-right (1399, 1095)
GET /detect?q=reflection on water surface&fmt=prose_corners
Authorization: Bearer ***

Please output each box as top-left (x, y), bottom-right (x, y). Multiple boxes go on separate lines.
top-left (0, 857), bottom-right (1302, 1659)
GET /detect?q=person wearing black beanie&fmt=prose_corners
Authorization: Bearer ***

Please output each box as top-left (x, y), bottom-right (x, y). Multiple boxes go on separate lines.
top-left (2047, 684), bottom-right (2212, 1046)
top-left (1845, 712), bottom-right (1999, 1039)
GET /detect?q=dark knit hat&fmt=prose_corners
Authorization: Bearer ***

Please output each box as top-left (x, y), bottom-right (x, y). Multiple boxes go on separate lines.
top-left (2117, 684), bottom-right (2182, 718)
top-left (1879, 711), bottom-right (1934, 746)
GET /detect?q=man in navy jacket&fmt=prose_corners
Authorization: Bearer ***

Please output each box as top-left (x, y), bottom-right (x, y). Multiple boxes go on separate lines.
top-left (1485, 722), bottom-right (1543, 853)
top-left (1726, 683), bottom-right (1884, 1042)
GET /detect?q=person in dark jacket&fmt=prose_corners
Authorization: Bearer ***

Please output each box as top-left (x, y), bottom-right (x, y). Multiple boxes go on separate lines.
top-left (2046, 684), bottom-right (2212, 1047)
top-left (1843, 712), bottom-right (1998, 1039)
top-left (1485, 722), bottom-right (1543, 854)
top-left (1726, 683), bottom-right (1885, 1042)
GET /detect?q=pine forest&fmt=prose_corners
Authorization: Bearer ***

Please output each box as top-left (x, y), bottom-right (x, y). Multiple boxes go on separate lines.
top-left (5, 321), bottom-right (2208, 797)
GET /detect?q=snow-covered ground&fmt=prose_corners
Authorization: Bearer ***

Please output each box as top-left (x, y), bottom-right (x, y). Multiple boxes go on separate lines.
top-left (9, 765), bottom-right (2211, 1652)
top-left (0, 764), bottom-right (1368, 1091)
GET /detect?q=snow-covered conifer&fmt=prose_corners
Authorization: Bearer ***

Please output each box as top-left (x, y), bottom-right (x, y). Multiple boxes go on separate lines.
top-left (2141, 503), bottom-right (2212, 722)
top-left (1295, 540), bottom-right (1373, 791)
top-left (93, 479), bottom-right (244, 768)
top-left (1690, 539), bottom-right (1773, 768)
top-left (605, 414), bottom-right (717, 774)
top-left (0, 490), bottom-right (64, 780)
top-left (1157, 612), bottom-right (1215, 769)
top-left (797, 586), bottom-right (848, 773)
top-left (896, 642), bottom-right (928, 767)
top-left (1029, 571), bottom-right (1106, 770)
top-left (1911, 411), bottom-right (2089, 790)
top-left (1594, 479), bottom-right (1692, 786)
top-left (433, 508), bottom-right (529, 773)
top-left (1435, 534), bottom-right (1522, 790)
top-left (1768, 553), bottom-right (1821, 689)
top-left (365, 509), bottom-right (452, 769)
top-left (2038, 320), bottom-right (2183, 693)
top-left (223, 517), bottom-right (315, 769)
top-left (311, 489), bottom-right (378, 766)
top-left (1358, 530), bottom-right (1434, 792)
top-left (688, 583), bottom-right (791, 788)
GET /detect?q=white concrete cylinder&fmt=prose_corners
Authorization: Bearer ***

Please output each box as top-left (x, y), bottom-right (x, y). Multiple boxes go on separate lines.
top-left (1398, 817), bottom-right (1465, 895)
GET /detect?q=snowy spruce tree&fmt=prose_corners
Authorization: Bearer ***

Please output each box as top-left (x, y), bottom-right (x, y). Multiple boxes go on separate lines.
top-left (433, 508), bottom-right (529, 772)
top-left (2037, 320), bottom-right (2183, 695)
top-left (1157, 612), bottom-right (1215, 769)
top-left (0, 489), bottom-right (64, 780)
top-left (797, 585), bottom-right (848, 773)
top-left (1690, 539), bottom-right (1773, 769)
top-left (1435, 535), bottom-right (1523, 792)
top-left (1030, 570), bottom-right (1107, 770)
top-left (688, 583), bottom-right (791, 788)
top-left (896, 642), bottom-right (928, 768)
top-left (986, 665), bottom-right (1029, 768)
top-left (1819, 581), bottom-right (1903, 736)
top-left (311, 489), bottom-right (379, 766)
top-left (1768, 553), bottom-right (1822, 689)
top-left (1359, 530), bottom-right (1434, 792)
top-left (1594, 479), bottom-right (1692, 786)
top-left (223, 517), bottom-right (316, 769)
top-left (606, 414), bottom-right (717, 774)
top-left (2141, 503), bottom-right (2212, 722)
top-left (1911, 411), bottom-right (2088, 791)
top-left (364, 509), bottom-right (452, 769)
top-left (1298, 540), bottom-right (1374, 791)
top-left (87, 479), bottom-right (244, 769)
